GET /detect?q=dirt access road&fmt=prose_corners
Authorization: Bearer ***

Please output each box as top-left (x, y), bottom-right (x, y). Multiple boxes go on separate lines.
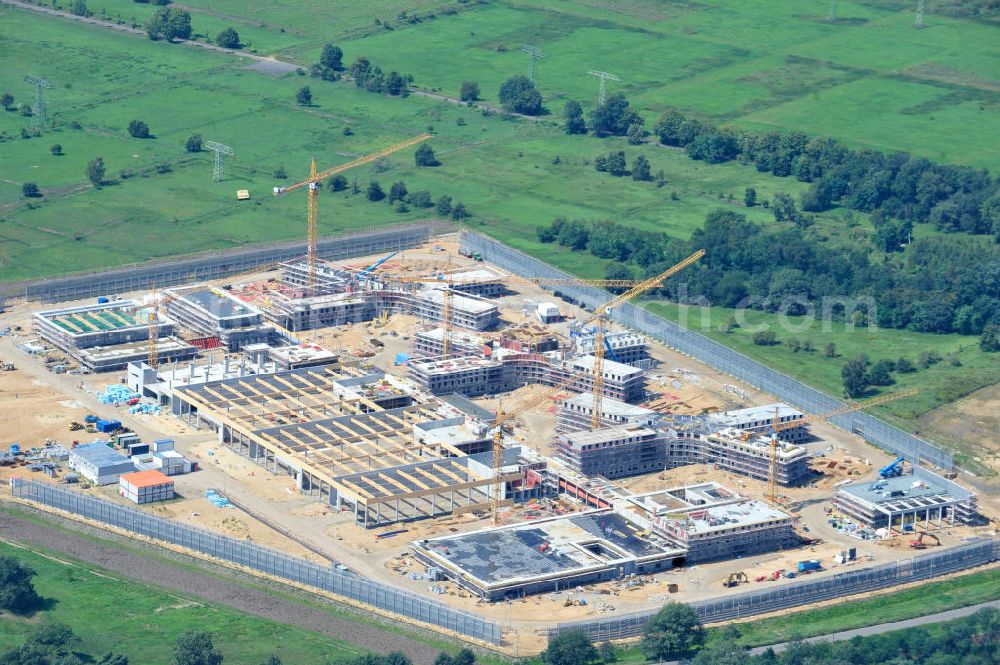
top-left (0, 510), bottom-right (445, 664)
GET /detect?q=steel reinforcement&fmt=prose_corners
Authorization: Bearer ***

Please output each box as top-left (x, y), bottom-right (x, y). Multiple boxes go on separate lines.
top-left (11, 480), bottom-right (502, 644)
top-left (549, 538), bottom-right (1000, 642)
top-left (459, 231), bottom-right (953, 470)
top-left (11, 223), bottom-right (445, 303)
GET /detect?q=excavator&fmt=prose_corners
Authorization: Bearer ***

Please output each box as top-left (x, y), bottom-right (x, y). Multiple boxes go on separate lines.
top-left (722, 571), bottom-right (748, 588)
top-left (909, 532), bottom-right (941, 549)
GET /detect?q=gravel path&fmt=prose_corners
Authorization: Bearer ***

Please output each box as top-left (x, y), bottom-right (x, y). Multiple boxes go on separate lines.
top-left (0, 511), bottom-right (444, 663)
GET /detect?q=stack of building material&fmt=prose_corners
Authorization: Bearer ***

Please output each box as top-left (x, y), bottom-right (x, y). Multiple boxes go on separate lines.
top-left (206, 489), bottom-right (230, 508)
top-left (98, 384), bottom-right (141, 405)
top-left (128, 403), bottom-right (162, 415)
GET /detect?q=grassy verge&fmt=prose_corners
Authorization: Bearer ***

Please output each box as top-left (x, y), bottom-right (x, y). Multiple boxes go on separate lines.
top-left (610, 566), bottom-right (1000, 663)
top-left (0, 504), bottom-right (492, 663)
top-left (0, 539), bottom-right (365, 664)
top-left (641, 301), bottom-right (1000, 476)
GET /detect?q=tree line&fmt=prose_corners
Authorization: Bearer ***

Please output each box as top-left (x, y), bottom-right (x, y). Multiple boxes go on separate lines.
top-left (651, 109), bottom-right (999, 241)
top-left (535, 209), bottom-right (1000, 341)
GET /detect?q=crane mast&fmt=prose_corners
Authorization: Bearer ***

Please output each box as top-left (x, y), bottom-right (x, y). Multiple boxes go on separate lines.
top-left (275, 134), bottom-right (432, 292)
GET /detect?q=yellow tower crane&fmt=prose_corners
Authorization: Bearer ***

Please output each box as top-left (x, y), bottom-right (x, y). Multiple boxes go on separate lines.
top-left (575, 250), bottom-right (704, 430)
top-left (274, 134), bottom-right (432, 291)
top-left (758, 389), bottom-right (917, 503)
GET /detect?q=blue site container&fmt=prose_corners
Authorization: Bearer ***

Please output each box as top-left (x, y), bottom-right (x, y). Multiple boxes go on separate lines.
top-left (95, 419), bottom-right (122, 433)
top-left (97, 297), bottom-right (110, 304)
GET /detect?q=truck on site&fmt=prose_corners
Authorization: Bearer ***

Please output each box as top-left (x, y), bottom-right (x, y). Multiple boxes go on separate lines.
top-left (879, 456), bottom-right (905, 478)
top-left (797, 560), bottom-right (822, 573)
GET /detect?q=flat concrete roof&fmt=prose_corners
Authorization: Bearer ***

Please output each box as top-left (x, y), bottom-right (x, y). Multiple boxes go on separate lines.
top-left (711, 402), bottom-right (804, 427)
top-left (569, 355), bottom-right (644, 378)
top-left (420, 287), bottom-right (497, 315)
top-left (562, 424), bottom-right (658, 449)
top-left (839, 474), bottom-right (963, 507)
top-left (562, 393), bottom-right (655, 419)
top-left (414, 510), bottom-right (681, 586)
top-left (171, 285), bottom-right (261, 320)
top-left (82, 337), bottom-right (194, 361)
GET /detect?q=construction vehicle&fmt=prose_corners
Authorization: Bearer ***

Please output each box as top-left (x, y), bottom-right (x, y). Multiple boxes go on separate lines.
top-left (909, 532), bottom-right (941, 549)
top-left (879, 456), bottom-right (906, 479)
top-left (274, 135), bottom-right (431, 290)
top-left (754, 390), bottom-right (917, 503)
top-left (722, 571), bottom-right (748, 588)
top-left (797, 560), bottom-right (822, 573)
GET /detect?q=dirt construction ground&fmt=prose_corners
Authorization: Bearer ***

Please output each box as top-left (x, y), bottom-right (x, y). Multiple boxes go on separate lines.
top-left (0, 237), bottom-right (996, 655)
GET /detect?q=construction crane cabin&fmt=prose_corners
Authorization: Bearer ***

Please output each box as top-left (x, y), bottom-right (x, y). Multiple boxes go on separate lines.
top-left (273, 134), bottom-right (432, 292)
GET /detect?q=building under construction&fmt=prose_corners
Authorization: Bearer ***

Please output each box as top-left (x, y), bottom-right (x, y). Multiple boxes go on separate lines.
top-left (556, 425), bottom-right (668, 479)
top-left (34, 300), bottom-right (197, 372)
top-left (832, 468), bottom-right (979, 530)
top-left (709, 403), bottom-right (807, 442)
top-left (410, 479), bottom-right (796, 600)
top-left (624, 482), bottom-right (798, 561)
top-left (168, 363), bottom-right (545, 527)
top-left (165, 285), bottom-right (276, 351)
top-left (407, 353), bottom-right (646, 402)
top-left (554, 397), bottom-right (813, 486)
top-left (236, 260), bottom-right (501, 333)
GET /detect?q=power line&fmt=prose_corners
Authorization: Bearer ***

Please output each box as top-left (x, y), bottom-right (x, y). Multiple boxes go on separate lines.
top-left (24, 74), bottom-right (51, 133)
top-left (521, 44), bottom-right (544, 84)
top-left (204, 140), bottom-right (234, 182)
top-left (587, 70), bottom-right (620, 106)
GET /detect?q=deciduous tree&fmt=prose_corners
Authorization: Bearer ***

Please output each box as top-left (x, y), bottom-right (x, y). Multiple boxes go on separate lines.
top-left (563, 100), bottom-right (586, 135)
top-left (497, 76), bottom-right (542, 115)
top-left (215, 27), bottom-right (240, 48)
top-left (86, 157), bottom-right (106, 187)
top-left (0, 556), bottom-right (40, 613)
top-left (640, 602), bottom-right (704, 661)
top-left (459, 81), bottom-right (479, 102)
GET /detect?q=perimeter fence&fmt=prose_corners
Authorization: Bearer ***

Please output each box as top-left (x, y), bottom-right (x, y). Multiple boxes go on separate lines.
top-left (9, 223), bottom-right (445, 302)
top-left (550, 538), bottom-right (1000, 641)
top-left (459, 232), bottom-right (953, 469)
top-left (11, 480), bottom-right (502, 644)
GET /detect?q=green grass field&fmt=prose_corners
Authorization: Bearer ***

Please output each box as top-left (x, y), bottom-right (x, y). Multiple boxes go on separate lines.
top-left (23, 0), bottom-right (1000, 167)
top-left (0, 5), bottom-right (826, 281)
top-left (0, 540), bottom-right (365, 664)
top-left (642, 301), bottom-right (1000, 474)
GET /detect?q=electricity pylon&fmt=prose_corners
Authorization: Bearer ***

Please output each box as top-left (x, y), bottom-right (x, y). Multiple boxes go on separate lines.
top-left (24, 74), bottom-right (51, 132)
top-left (521, 45), bottom-right (544, 83)
top-left (587, 70), bottom-right (620, 106)
top-left (205, 141), bottom-right (234, 183)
